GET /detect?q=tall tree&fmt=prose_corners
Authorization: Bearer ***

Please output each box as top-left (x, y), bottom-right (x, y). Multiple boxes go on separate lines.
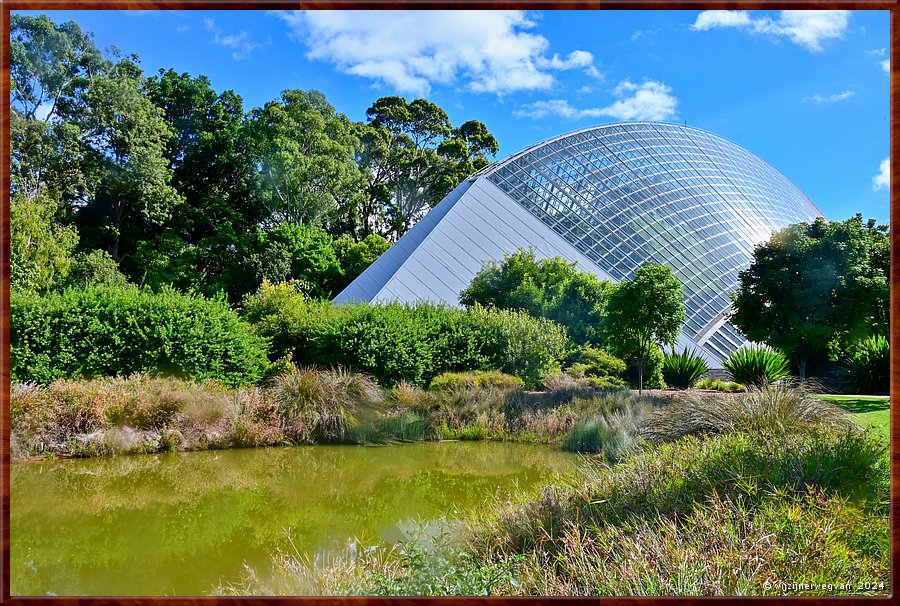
top-left (143, 69), bottom-right (264, 240)
top-left (360, 96), bottom-right (498, 239)
top-left (10, 15), bottom-right (108, 203)
top-left (730, 214), bottom-right (889, 378)
top-left (603, 262), bottom-right (686, 394)
top-left (247, 89), bottom-right (365, 228)
top-left (74, 58), bottom-right (183, 260)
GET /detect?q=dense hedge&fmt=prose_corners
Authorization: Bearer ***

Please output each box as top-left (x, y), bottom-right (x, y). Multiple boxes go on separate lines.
top-left (11, 286), bottom-right (269, 387)
top-left (242, 282), bottom-right (570, 388)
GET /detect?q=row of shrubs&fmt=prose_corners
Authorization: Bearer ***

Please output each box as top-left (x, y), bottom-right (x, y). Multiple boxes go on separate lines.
top-left (12, 282), bottom-right (887, 396)
top-left (10, 284), bottom-right (571, 390)
top-left (218, 382), bottom-right (888, 596)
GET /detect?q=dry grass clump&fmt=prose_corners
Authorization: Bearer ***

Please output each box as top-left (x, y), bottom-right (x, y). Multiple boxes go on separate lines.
top-left (640, 381), bottom-right (853, 444)
top-left (268, 366), bottom-right (384, 443)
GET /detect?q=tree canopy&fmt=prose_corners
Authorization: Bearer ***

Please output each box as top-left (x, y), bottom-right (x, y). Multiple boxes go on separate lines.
top-left (730, 214), bottom-right (889, 378)
top-left (460, 248), bottom-right (614, 346)
top-left (602, 262), bottom-right (686, 393)
top-left (9, 15), bottom-right (499, 302)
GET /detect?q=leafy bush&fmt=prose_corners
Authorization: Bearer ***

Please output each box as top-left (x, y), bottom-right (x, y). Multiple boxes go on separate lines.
top-left (430, 370), bottom-right (524, 392)
top-left (622, 344), bottom-right (665, 389)
top-left (841, 335), bottom-right (889, 395)
top-left (11, 285), bottom-right (269, 387)
top-left (241, 279), bottom-right (344, 362)
top-left (566, 346), bottom-right (626, 381)
top-left (333, 234), bottom-right (391, 290)
top-left (662, 348), bottom-right (708, 389)
top-left (723, 345), bottom-right (790, 386)
top-left (468, 305), bottom-right (570, 389)
top-left (315, 303), bottom-right (489, 387)
top-left (65, 250), bottom-right (129, 288)
top-left (460, 247), bottom-right (614, 345)
top-left (245, 292), bottom-right (570, 388)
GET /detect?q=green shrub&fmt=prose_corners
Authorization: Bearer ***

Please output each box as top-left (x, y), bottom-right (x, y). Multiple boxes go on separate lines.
top-left (696, 377), bottom-right (746, 392)
top-left (566, 347), bottom-right (627, 382)
top-left (316, 303), bottom-right (488, 387)
top-left (65, 250), bottom-right (129, 288)
top-left (468, 306), bottom-right (570, 389)
top-left (241, 279), bottom-right (343, 362)
top-left (723, 345), bottom-right (790, 386)
top-left (11, 286), bottom-right (268, 387)
top-left (662, 348), bottom-right (708, 389)
top-left (623, 344), bottom-right (665, 389)
top-left (841, 335), bottom-right (889, 395)
top-left (429, 370), bottom-right (524, 392)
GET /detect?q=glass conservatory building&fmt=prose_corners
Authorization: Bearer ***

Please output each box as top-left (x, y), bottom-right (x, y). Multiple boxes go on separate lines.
top-left (335, 122), bottom-right (824, 367)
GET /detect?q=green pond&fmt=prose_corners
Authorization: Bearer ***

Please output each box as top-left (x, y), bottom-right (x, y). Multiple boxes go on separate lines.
top-left (11, 441), bottom-right (578, 596)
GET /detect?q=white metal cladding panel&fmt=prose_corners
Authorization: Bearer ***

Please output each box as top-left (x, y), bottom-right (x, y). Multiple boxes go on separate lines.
top-left (357, 178), bottom-right (618, 305)
top-left (334, 179), bottom-right (474, 303)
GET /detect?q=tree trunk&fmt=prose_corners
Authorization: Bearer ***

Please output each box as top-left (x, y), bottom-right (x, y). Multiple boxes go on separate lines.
top-left (638, 358), bottom-right (644, 396)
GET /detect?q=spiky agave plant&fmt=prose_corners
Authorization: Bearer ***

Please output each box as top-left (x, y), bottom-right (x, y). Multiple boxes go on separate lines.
top-left (661, 348), bottom-right (708, 389)
top-left (723, 345), bottom-right (790, 387)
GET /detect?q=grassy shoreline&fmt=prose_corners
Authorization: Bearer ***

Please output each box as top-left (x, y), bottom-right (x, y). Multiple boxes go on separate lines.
top-left (10, 369), bottom-right (685, 461)
top-left (12, 372), bottom-right (890, 597)
top-left (216, 383), bottom-right (890, 597)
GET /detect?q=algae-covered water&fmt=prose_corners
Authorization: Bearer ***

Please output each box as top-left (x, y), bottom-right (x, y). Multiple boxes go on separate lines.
top-left (11, 441), bottom-right (577, 596)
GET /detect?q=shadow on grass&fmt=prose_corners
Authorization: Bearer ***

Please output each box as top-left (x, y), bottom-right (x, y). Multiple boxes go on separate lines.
top-left (817, 396), bottom-right (890, 414)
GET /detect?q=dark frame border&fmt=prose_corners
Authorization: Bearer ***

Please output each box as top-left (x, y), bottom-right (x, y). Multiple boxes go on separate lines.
top-left (0, 2), bottom-right (895, 604)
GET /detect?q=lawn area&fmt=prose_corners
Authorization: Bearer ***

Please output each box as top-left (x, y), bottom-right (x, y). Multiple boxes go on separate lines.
top-left (817, 395), bottom-right (890, 441)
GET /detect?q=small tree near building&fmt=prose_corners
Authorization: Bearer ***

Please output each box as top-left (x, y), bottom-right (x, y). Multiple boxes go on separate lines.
top-left (603, 262), bottom-right (686, 394)
top-left (729, 215), bottom-right (888, 379)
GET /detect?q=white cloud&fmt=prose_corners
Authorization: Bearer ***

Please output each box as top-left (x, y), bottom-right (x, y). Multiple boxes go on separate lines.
top-left (514, 79), bottom-right (677, 122)
top-left (585, 65), bottom-right (603, 80)
top-left (630, 28), bottom-right (661, 42)
top-left (692, 10), bottom-right (850, 52)
top-left (536, 50), bottom-right (593, 70)
top-left (204, 18), bottom-right (270, 60)
top-left (873, 156), bottom-right (890, 191)
top-left (803, 90), bottom-right (854, 104)
top-left (275, 10), bottom-right (600, 95)
top-left (866, 48), bottom-right (886, 56)
top-left (692, 10), bottom-right (752, 31)
top-left (882, 59), bottom-right (890, 73)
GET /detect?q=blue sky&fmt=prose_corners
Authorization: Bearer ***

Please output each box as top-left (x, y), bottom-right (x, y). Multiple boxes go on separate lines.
top-left (18, 9), bottom-right (890, 223)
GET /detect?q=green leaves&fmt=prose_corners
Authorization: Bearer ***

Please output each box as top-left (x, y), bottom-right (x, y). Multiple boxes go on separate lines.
top-left (11, 286), bottom-right (268, 387)
top-left (730, 215), bottom-right (889, 378)
top-left (460, 248), bottom-right (613, 346)
top-left (603, 262), bottom-right (686, 392)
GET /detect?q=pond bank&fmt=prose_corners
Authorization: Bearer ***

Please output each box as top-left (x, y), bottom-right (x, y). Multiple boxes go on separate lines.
top-left (11, 371), bottom-right (687, 461)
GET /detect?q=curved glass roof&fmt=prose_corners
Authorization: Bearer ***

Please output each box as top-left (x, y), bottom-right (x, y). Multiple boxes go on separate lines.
top-left (481, 122), bottom-right (823, 362)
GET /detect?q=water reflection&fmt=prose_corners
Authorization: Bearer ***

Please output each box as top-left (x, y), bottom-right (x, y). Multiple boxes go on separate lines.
top-left (12, 441), bottom-right (577, 596)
